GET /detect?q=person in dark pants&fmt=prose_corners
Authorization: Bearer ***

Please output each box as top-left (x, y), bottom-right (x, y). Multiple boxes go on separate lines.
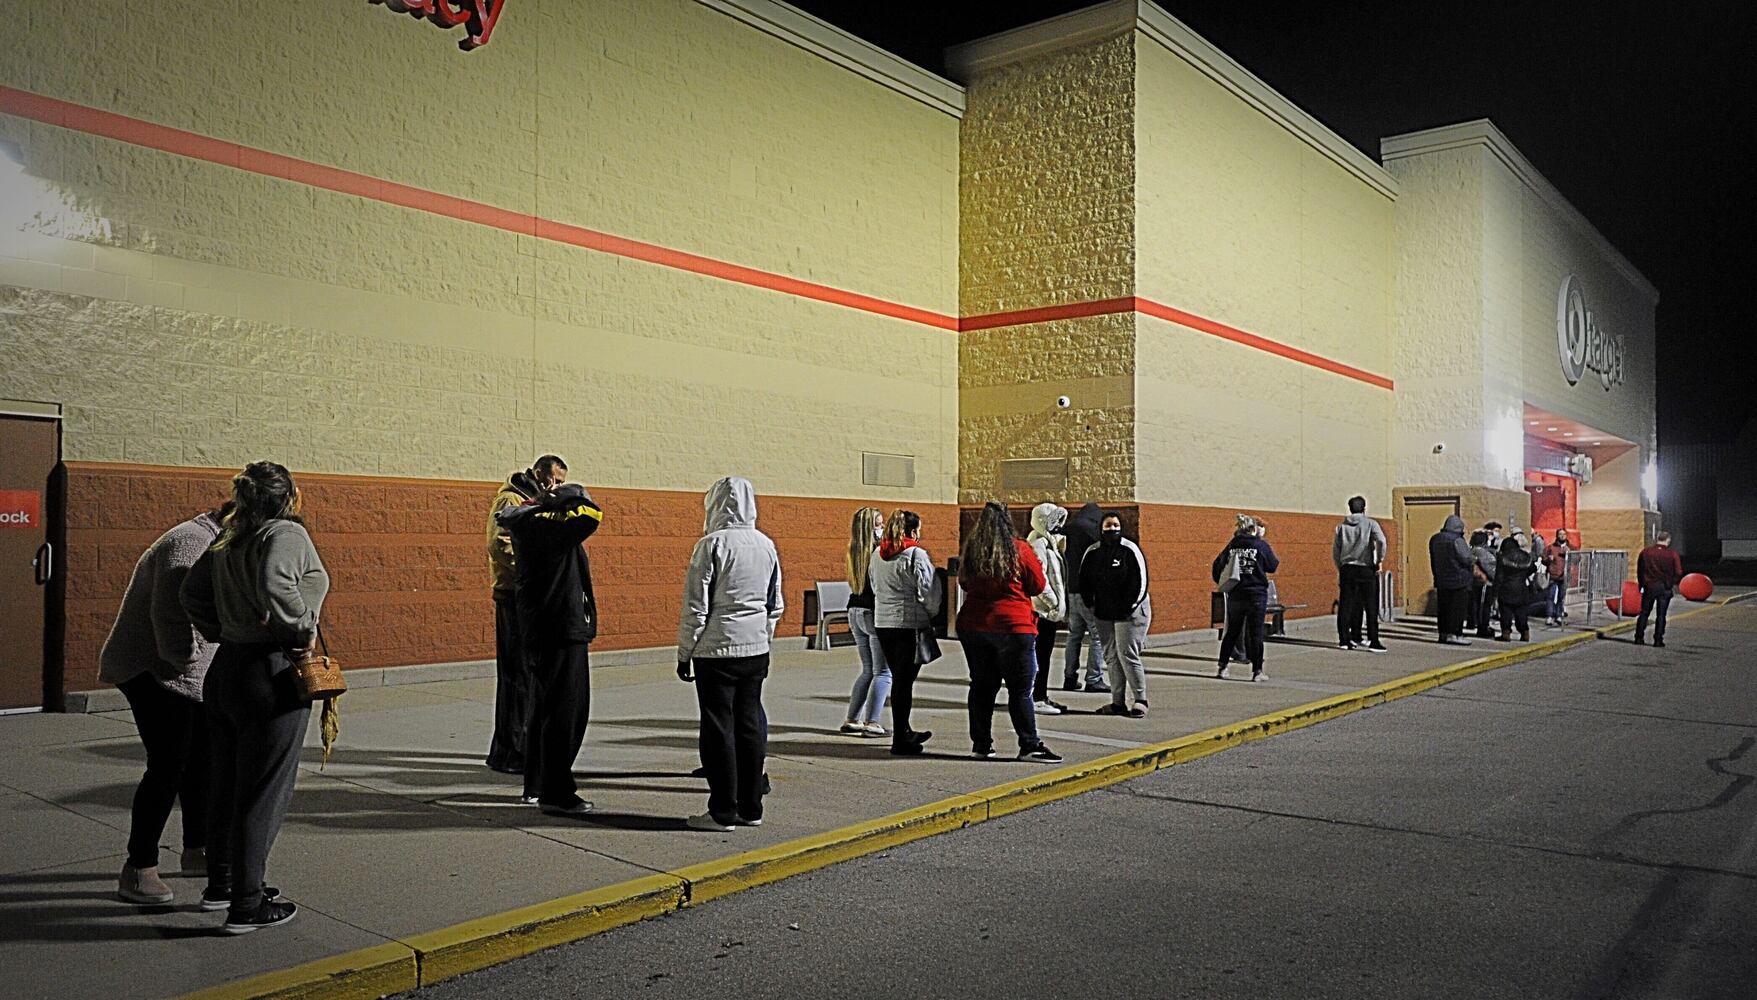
top-left (676, 477), bottom-right (784, 831)
top-left (1428, 514), bottom-right (1474, 645)
top-left (100, 504), bottom-right (229, 905)
top-left (1494, 532), bottom-right (1537, 642)
top-left (181, 462), bottom-right (327, 934)
top-left (1332, 495), bottom-right (1387, 652)
top-left (1214, 514), bottom-right (1280, 681)
top-left (869, 509), bottom-right (943, 755)
top-left (1025, 503), bottom-right (1069, 716)
top-left (497, 482), bottom-right (604, 817)
top-left (1060, 502), bottom-right (1110, 693)
top-left (957, 502), bottom-right (1060, 762)
top-left (1468, 530), bottom-right (1498, 639)
top-left (1635, 532), bottom-right (1684, 647)
top-left (485, 455), bottom-right (568, 774)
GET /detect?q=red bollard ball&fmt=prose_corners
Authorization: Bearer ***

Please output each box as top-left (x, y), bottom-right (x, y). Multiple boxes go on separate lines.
top-left (1605, 580), bottom-right (1642, 617)
top-left (1679, 573), bottom-right (1714, 602)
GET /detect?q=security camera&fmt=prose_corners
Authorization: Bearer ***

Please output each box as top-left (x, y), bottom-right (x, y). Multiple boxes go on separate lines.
top-left (1432, 442), bottom-right (1446, 454)
top-left (1055, 395), bottom-right (1072, 409)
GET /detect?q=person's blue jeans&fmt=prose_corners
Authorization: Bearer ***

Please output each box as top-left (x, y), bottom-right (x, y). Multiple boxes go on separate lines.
top-left (1546, 578), bottom-right (1567, 619)
top-left (844, 608), bottom-right (891, 724)
top-left (1063, 595), bottom-right (1105, 686)
top-left (960, 630), bottom-right (1041, 753)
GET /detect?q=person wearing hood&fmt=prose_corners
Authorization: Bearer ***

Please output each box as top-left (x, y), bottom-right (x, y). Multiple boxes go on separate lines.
top-left (1427, 514), bottom-right (1474, 645)
top-left (1059, 502), bottom-right (1110, 693)
top-left (1332, 495), bottom-right (1387, 653)
top-left (101, 502), bottom-right (231, 906)
top-left (485, 455), bottom-right (568, 775)
top-left (1026, 503), bottom-right (1071, 716)
top-left (1213, 513), bottom-right (1280, 681)
top-left (1493, 531), bottom-right (1537, 642)
top-left (1468, 530), bottom-right (1498, 639)
top-left (675, 477), bottom-right (784, 832)
top-left (1079, 512), bottom-right (1153, 715)
top-left (868, 509), bottom-right (943, 755)
top-left (496, 480), bottom-right (603, 817)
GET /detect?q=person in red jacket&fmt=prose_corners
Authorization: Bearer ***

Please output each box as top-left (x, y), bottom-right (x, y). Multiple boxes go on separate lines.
top-left (955, 502), bottom-right (1061, 763)
top-left (1635, 531), bottom-right (1684, 647)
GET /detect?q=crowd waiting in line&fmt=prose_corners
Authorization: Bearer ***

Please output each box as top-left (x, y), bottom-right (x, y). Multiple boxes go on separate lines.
top-left (93, 455), bottom-right (1688, 935)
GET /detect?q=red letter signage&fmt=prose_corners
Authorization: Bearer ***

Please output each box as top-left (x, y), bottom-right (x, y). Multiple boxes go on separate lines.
top-left (369, 0), bottom-right (506, 51)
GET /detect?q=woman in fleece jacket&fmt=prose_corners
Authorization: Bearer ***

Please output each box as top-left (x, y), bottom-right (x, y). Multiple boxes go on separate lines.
top-left (676, 477), bottom-right (784, 832)
top-left (868, 509), bottom-right (943, 756)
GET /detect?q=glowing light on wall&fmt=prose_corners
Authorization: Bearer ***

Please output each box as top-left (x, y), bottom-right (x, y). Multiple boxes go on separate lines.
top-left (0, 140), bottom-right (112, 242)
top-left (1487, 411), bottom-right (1525, 489)
top-left (1641, 457), bottom-right (1660, 510)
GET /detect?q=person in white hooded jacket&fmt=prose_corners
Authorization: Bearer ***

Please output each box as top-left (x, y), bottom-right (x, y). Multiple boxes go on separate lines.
top-left (1026, 503), bottom-right (1070, 716)
top-left (676, 477), bottom-right (784, 832)
top-left (868, 509), bottom-right (943, 755)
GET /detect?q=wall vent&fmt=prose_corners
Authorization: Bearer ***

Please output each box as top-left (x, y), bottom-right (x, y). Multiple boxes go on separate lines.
top-left (862, 452), bottom-right (916, 489)
top-left (1000, 457), bottom-right (1069, 492)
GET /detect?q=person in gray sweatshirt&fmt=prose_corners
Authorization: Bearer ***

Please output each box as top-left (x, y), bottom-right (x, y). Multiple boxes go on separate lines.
top-left (100, 504), bottom-right (229, 905)
top-left (181, 462), bottom-right (328, 935)
top-left (868, 509), bottom-right (943, 755)
top-left (1332, 496), bottom-right (1388, 652)
top-left (676, 477), bottom-right (784, 832)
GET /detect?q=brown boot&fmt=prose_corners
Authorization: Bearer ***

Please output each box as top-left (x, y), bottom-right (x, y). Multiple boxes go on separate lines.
top-left (118, 863), bottom-right (174, 905)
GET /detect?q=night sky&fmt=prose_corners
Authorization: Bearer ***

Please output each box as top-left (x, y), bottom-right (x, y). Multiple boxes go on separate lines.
top-left (791, 1), bottom-right (1757, 448)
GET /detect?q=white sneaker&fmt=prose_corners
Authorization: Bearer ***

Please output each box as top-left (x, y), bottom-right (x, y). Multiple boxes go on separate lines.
top-left (861, 722), bottom-right (887, 738)
top-left (687, 812), bottom-right (736, 832)
top-left (1033, 700), bottom-right (1063, 716)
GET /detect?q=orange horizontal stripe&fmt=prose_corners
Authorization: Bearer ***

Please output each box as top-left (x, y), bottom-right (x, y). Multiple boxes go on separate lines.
top-left (0, 86), bottom-right (955, 331)
top-left (958, 297), bottom-right (1136, 331)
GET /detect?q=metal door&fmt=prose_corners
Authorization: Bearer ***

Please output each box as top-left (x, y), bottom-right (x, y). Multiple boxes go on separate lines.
top-left (0, 413), bottom-right (60, 710)
top-left (1400, 496), bottom-right (1461, 619)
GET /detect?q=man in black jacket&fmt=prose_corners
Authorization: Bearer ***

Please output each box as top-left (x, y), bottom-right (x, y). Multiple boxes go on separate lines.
top-left (496, 483), bottom-right (603, 816)
top-left (1060, 502), bottom-right (1110, 693)
top-left (1428, 514), bottom-right (1474, 645)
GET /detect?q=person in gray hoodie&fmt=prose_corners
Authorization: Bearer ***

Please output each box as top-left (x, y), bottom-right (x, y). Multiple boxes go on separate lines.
top-left (101, 503), bottom-right (229, 905)
top-left (1426, 513), bottom-right (1474, 645)
top-left (1468, 529), bottom-right (1498, 639)
top-left (181, 462), bottom-right (327, 935)
top-left (1332, 496), bottom-right (1388, 652)
top-left (676, 477), bottom-right (783, 832)
top-left (868, 509), bottom-right (943, 755)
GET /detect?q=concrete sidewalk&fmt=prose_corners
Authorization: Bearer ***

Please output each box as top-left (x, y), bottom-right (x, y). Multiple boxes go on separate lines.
top-left (0, 598), bottom-right (1732, 999)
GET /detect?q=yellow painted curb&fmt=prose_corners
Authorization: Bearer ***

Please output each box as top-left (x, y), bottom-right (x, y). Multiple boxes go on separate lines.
top-left (672, 793), bottom-right (988, 906)
top-left (402, 873), bottom-right (685, 986)
top-left (178, 595), bottom-right (1751, 999)
top-left (178, 942), bottom-right (417, 1000)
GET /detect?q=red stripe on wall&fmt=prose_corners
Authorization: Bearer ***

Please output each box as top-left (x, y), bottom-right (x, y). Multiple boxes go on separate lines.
top-left (0, 85), bottom-right (956, 331)
top-left (1, 86), bottom-right (1390, 386)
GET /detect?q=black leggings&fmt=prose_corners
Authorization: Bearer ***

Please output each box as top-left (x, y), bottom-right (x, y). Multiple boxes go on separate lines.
top-left (875, 627), bottom-right (924, 746)
top-left (1032, 617), bottom-right (1059, 702)
top-left (118, 674), bottom-right (209, 869)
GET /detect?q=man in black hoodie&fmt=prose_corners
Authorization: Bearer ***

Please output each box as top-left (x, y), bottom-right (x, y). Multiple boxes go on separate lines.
top-left (1427, 514), bottom-right (1474, 645)
top-left (496, 482), bottom-right (603, 816)
top-left (1060, 502), bottom-right (1110, 693)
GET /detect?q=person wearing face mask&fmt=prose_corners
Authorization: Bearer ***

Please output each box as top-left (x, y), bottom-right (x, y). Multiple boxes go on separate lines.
top-left (839, 507), bottom-right (889, 737)
top-left (485, 454), bottom-right (568, 775)
top-left (1214, 513), bottom-right (1280, 681)
top-left (1026, 503), bottom-right (1070, 716)
top-left (1078, 513), bottom-right (1153, 717)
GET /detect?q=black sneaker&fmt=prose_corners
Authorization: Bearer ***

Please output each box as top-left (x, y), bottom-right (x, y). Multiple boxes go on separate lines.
top-left (1365, 643), bottom-right (1388, 654)
top-left (1061, 675), bottom-right (1081, 692)
top-left (1654, 639), bottom-right (1666, 648)
top-left (890, 741), bottom-right (924, 756)
top-left (1084, 681), bottom-right (1111, 694)
top-left (200, 885), bottom-right (280, 912)
top-left (222, 899), bottom-right (297, 935)
top-left (1018, 744), bottom-right (1063, 763)
top-left (972, 745), bottom-right (997, 760)
top-left (1634, 636), bottom-right (1645, 645)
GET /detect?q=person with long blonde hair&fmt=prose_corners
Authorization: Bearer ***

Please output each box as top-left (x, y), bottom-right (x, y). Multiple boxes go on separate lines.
top-left (868, 509), bottom-right (943, 755)
top-left (956, 502), bottom-right (1060, 762)
top-left (839, 507), bottom-right (890, 737)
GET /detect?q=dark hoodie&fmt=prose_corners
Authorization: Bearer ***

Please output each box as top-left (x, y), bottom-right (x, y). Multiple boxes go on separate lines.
top-left (1211, 530), bottom-right (1279, 597)
top-left (496, 484), bottom-right (604, 649)
top-left (488, 469), bottom-right (541, 597)
top-left (1064, 503), bottom-right (1104, 580)
top-left (1080, 531), bottom-right (1152, 621)
top-left (1427, 514), bottom-right (1473, 590)
top-left (1495, 536), bottom-right (1537, 605)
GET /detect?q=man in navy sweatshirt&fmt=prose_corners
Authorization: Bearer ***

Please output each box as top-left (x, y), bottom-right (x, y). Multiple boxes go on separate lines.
top-left (1214, 514), bottom-right (1281, 681)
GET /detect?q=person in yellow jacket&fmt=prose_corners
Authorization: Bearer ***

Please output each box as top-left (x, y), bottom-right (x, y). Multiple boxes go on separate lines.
top-left (485, 455), bottom-right (568, 774)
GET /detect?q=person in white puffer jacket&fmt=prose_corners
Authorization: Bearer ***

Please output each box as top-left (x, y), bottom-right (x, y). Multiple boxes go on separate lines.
top-left (1026, 503), bottom-right (1070, 716)
top-left (676, 477), bottom-right (784, 832)
top-left (868, 509), bottom-right (943, 755)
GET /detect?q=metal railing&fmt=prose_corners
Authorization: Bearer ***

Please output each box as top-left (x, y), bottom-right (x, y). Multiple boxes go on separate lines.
top-left (1378, 570), bottom-right (1396, 622)
top-left (1568, 549), bottom-right (1629, 624)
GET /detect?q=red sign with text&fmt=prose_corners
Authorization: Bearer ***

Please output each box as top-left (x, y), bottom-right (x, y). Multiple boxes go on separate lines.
top-left (370, 0), bottom-right (507, 51)
top-left (0, 490), bottom-right (41, 529)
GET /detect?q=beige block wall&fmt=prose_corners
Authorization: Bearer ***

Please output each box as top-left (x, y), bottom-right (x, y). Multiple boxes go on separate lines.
top-left (958, 34), bottom-right (1136, 504)
top-left (1132, 38), bottom-right (1395, 514)
top-left (2, 0), bottom-right (959, 502)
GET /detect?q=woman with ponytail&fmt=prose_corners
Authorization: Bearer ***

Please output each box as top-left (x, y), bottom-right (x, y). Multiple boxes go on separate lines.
top-left (839, 507), bottom-right (889, 737)
top-left (181, 462), bottom-right (328, 934)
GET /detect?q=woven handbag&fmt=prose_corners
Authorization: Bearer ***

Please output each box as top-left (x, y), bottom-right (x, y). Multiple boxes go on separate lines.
top-left (290, 626), bottom-right (347, 701)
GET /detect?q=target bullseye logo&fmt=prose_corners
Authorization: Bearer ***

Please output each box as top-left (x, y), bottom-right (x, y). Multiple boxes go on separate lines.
top-left (1556, 274), bottom-right (1624, 391)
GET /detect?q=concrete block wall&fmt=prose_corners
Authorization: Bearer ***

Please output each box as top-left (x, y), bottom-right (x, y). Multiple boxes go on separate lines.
top-left (958, 34), bottom-right (1137, 504)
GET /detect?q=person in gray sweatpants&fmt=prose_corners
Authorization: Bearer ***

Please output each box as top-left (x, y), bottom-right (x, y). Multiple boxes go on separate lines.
top-left (181, 461), bottom-right (328, 935)
top-left (1076, 512), bottom-right (1152, 716)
